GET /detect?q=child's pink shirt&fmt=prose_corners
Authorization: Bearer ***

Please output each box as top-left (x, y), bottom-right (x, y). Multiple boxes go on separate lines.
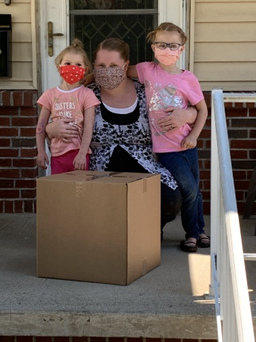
top-left (136, 62), bottom-right (204, 152)
top-left (37, 85), bottom-right (100, 157)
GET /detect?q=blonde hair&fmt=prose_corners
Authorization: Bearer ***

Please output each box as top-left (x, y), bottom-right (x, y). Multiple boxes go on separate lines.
top-left (54, 38), bottom-right (92, 74)
top-left (94, 37), bottom-right (130, 62)
top-left (147, 22), bottom-right (187, 45)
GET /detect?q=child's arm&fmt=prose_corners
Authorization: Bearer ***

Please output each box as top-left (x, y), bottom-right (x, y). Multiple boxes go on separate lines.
top-left (181, 99), bottom-right (208, 149)
top-left (36, 106), bottom-right (51, 169)
top-left (73, 106), bottom-right (96, 170)
top-left (127, 65), bottom-right (138, 78)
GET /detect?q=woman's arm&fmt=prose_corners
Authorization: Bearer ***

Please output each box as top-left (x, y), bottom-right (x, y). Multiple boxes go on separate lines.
top-left (157, 106), bottom-right (197, 132)
top-left (73, 107), bottom-right (96, 170)
top-left (46, 118), bottom-right (79, 142)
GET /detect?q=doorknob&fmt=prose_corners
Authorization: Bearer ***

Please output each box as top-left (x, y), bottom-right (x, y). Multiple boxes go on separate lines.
top-left (48, 21), bottom-right (64, 57)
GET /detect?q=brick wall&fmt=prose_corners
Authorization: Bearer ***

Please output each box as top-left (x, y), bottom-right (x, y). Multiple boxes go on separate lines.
top-left (0, 337), bottom-right (218, 342)
top-left (0, 90), bottom-right (38, 214)
top-left (199, 92), bottom-right (256, 215)
top-left (0, 90), bottom-right (256, 215)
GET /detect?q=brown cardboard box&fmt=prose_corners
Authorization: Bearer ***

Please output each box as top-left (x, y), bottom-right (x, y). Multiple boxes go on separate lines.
top-left (36, 170), bottom-right (161, 285)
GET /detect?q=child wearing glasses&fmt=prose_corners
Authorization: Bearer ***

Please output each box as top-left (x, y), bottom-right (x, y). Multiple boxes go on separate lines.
top-left (128, 22), bottom-right (209, 252)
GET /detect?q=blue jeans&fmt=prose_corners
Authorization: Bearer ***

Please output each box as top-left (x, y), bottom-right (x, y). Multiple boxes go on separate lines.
top-left (157, 147), bottom-right (205, 239)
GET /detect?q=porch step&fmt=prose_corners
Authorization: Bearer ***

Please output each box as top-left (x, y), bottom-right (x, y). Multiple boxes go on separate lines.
top-left (0, 214), bottom-right (255, 339)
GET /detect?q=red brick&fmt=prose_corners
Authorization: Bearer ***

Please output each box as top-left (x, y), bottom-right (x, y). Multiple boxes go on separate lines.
top-left (13, 159), bottom-right (37, 168)
top-left (12, 117), bottom-right (37, 126)
top-left (230, 140), bottom-right (256, 149)
top-left (15, 200), bottom-right (24, 213)
top-left (21, 168), bottom-right (38, 178)
top-left (21, 189), bottom-right (36, 198)
top-left (24, 91), bottom-right (37, 107)
top-left (20, 107), bottom-right (38, 116)
top-left (90, 338), bottom-right (106, 342)
top-left (0, 107), bottom-right (19, 115)
top-left (225, 108), bottom-right (247, 117)
top-left (127, 338), bottom-right (143, 342)
top-left (0, 337), bottom-right (15, 342)
top-left (12, 91), bottom-right (23, 106)
top-left (0, 128), bottom-right (19, 137)
top-left (0, 179), bottom-right (14, 188)
top-left (0, 117), bottom-right (10, 125)
top-left (16, 338), bottom-right (33, 342)
top-left (16, 179), bottom-right (36, 188)
top-left (2, 91), bottom-right (11, 106)
top-left (73, 338), bottom-right (89, 342)
top-left (0, 169), bottom-right (20, 178)
top-left (21, 148), bottom-right (38, 158)
top-left (4, 200), bottom-right (14, 213)
top-left (24, 199), bottom-right (36, 213)
top-left (2, 190), bottom-right (20, 198)
top-left (35, 338), bottom-right (52, 342)
top-left (249, 108), bottom-right (256, 117)
top-left (230, 150), bottom-right (247, 159)
top-left (54, 338), bottom-right (69, 342)
top-left (0, 138), bottom-right (11, 147)
top-left (0, 158), bottom-right (12, 167)
top-left (21, 127), bottom-right (37, 137)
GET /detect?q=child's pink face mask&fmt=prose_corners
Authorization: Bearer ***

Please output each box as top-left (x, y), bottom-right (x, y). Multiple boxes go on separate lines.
top-left (60, 65), bottom-right (86, 84)
top-left (154, 47), bottom-right (180, 66)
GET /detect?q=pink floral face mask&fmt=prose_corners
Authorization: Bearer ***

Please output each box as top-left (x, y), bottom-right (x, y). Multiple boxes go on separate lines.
top-left (60, 65), bottom-right (86, 84)
top-left (154, 47), bottom-right (180, 66)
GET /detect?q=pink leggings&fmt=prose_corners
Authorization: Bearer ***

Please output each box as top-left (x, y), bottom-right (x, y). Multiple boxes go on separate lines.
top-left (51, 149), bottom-right (90, 175)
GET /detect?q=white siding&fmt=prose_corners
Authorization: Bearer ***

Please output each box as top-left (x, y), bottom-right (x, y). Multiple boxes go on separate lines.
top-left (190, 0), bottom-right (256, 91)
top-left (0, 0), bottom-right (37, 89)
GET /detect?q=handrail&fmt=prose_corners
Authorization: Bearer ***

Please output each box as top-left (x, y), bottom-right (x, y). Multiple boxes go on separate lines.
top-left (210, 89), bottom-right (255, 342)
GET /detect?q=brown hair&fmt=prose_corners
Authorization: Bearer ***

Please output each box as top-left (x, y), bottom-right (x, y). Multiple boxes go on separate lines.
top-left (147, 22), bottom-right (187, 45)
top-left (54, 38), bottom-right (92, 74)
top-left (93, 38), bottom-right (130, 62)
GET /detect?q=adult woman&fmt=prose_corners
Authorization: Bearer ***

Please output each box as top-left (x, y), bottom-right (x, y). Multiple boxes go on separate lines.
top-left (46, 38), bottom-right (197, 240)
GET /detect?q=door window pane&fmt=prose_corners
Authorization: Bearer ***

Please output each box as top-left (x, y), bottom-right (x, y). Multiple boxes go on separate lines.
top-left (69, 0), bottom-right (158, 64)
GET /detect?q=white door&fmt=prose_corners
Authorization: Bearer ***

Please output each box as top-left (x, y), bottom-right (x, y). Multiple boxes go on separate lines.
top-left (40, 0), bottom-right (69, 91)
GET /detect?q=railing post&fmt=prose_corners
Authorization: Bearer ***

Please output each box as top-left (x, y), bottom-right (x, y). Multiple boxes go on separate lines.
top-left (210, 88), bottom-right (222, 297)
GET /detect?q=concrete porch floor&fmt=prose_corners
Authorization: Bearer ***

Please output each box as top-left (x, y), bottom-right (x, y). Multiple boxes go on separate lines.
top-left (0, 214), bottom-right (255, 340)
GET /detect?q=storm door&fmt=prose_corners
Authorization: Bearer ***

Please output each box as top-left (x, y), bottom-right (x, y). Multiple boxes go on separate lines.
top-left (69, 0), bottom-right (158, 64)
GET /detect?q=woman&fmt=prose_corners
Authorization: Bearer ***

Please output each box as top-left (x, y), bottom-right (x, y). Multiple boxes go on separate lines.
top-left (46, 38), bottom-right (197, 241)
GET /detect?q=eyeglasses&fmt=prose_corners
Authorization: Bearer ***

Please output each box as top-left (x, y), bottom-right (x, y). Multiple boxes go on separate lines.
top-left (153, 42), bottom-right (182, 51)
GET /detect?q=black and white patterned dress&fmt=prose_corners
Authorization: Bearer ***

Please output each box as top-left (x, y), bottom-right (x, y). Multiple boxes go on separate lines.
top-left (89, 80), bottom-right (178, 190)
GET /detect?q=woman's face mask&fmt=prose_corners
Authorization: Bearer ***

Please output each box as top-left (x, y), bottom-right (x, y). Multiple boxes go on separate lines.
top-left (94, 65), bottom-right (126, 89)
top-left (154, 47), bottom-right (180, 66)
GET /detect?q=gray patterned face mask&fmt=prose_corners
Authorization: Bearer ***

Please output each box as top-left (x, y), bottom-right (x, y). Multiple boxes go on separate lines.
top-left (94, 65), bottom-right (126, 89)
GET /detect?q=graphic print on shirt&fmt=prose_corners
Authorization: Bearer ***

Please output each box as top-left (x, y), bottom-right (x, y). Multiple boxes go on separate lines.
top-left (52, 94), bottom-right (83, 137)
top-left (145, 80), bottom-right (185, 137)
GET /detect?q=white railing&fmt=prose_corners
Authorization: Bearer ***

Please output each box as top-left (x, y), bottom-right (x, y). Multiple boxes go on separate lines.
top-left (210, 89), bottom-right (255, 342)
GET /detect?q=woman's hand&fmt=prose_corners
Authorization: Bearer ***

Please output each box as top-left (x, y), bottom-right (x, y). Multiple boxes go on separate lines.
top-left (46, 119), bottom-right (79, 142)
top-left (157, 106), bottom-right (197, 132)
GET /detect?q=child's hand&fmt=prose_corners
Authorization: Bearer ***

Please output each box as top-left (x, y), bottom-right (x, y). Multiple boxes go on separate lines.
top-left (37, 152), bottom-right (49, 169)
top-left (181, 134), bottom-right (197, 149)
top-left (73, 152), bottom-right (86, 170)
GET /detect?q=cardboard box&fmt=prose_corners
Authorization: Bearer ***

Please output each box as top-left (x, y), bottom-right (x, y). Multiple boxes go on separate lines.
top-left (36, 171), bottom-right (161, 285)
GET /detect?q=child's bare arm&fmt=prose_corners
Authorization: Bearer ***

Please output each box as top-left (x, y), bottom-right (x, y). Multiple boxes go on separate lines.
top-left (181, 99), bottom-right (208, 148)
top-left (36, 106), bottom-right (51, 169)
top-left (73, 106), bottom-right (96, 170)
top-left (127, 65), bottom-right (138, 78)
